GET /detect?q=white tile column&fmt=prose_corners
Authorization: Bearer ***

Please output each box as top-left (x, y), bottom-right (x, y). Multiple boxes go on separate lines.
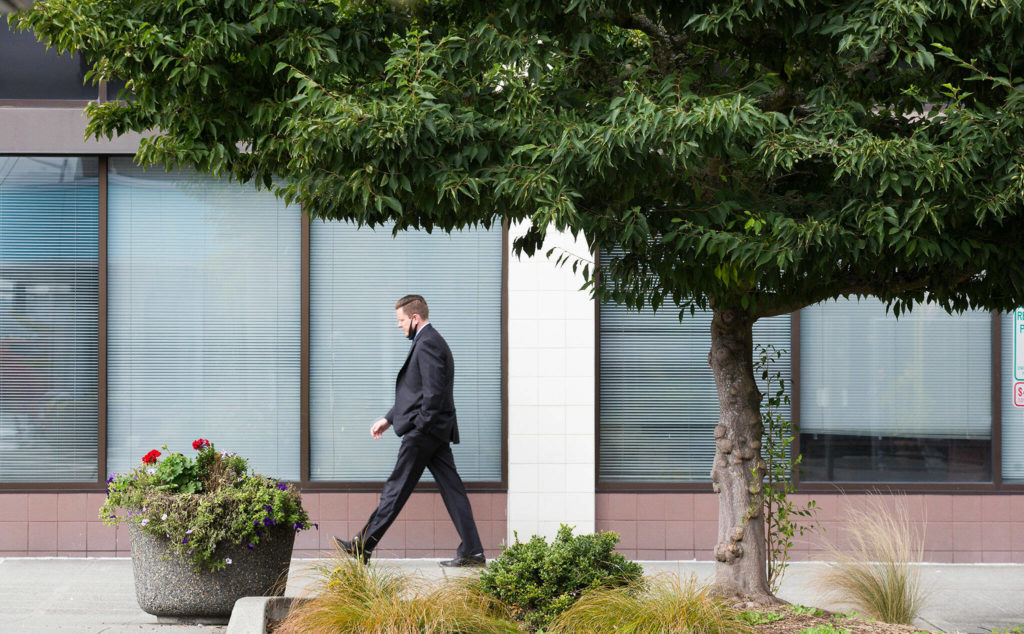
top-left (506, 223), bottom-right (596, 542)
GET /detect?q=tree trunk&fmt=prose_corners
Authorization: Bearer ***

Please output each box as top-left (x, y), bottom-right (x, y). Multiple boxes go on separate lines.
top-left (708, 306), bottom-right (775, 605)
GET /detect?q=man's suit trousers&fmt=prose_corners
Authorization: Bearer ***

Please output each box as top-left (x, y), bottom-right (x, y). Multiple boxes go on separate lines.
top-left (357, 428), bottom-right (483, 558)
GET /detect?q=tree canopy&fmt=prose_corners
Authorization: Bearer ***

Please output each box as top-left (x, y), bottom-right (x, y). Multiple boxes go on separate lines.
top-left (18, 0), bottom-right (1024, 318)
top-left (19, 0), bottom-right (1024, 601)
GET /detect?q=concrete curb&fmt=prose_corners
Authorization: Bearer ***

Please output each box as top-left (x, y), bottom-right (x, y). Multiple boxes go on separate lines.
top-left (226, 596), bottom-right (309, 634)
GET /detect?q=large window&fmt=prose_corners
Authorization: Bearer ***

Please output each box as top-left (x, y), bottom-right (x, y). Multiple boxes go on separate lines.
top-left (309, 221), bottom-right (503, 482)
top-left (799, 298), bottom-right (991, 482)
top-left (0, 156), bottom-right (98, 481)
top-left (105, 159), bottom-right (301, 479)
top-left (1001, 312), bottom-right (1024, 482)
top-left (599, 304), bottom-right (791, 483)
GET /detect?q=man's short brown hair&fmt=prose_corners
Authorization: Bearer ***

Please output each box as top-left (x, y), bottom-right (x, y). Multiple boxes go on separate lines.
top-left (395, 294), bottom-right (429, 320)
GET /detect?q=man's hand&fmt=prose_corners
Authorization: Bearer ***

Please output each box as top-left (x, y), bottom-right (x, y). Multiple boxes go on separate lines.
top-left (371, 418), bottom-right (391, 439)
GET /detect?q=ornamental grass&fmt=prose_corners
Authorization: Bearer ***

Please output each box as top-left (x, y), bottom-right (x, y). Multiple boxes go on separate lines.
top-left (815, 495), bottom-right (929, 625)
top-left (547, 574), bottom-right (754, 634)
top-left (276, 553), bottom-right (519, 634)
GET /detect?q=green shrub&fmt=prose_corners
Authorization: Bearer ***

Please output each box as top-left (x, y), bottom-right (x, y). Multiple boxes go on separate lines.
top-left (549, 574), bottom-right (754, 634)
top-left (789, 605), bottom-right (828, 617)
top-left (477, 524), bottom-right (643, 631)
top-left (738, 609), bottom-right (785, 625)
top-left (796, 625), bottom-right (851, 634)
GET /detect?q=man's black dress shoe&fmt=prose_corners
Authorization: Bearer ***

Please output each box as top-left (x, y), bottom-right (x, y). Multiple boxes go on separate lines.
top-left (334, 537), bottom-right (370, 564)
top-left (439, 554), bottom-right (486, 567)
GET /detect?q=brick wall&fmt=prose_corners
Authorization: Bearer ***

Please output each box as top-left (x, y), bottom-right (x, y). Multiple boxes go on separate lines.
top-left (0, 491), bottom-right (507, 559)
top-left (595, 492), bottom-right (1024, 564)
top-left (6, 490), bottom-right (1024, 563)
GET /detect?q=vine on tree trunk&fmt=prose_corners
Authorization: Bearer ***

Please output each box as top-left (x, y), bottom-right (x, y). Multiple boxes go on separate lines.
top-left (752, 344), bottom-right (820, 594)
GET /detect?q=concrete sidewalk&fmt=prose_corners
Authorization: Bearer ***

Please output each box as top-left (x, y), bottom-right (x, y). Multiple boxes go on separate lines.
top-left (0, 557), bottom-right (1021, 633)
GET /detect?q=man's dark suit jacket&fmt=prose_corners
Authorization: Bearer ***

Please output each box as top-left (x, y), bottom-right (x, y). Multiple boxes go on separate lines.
top-left (384, 323), bottom-right (460, 444)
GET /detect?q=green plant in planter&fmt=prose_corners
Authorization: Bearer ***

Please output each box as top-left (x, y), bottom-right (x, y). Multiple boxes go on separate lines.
top-left (100, 439), bottom-right (312, 571)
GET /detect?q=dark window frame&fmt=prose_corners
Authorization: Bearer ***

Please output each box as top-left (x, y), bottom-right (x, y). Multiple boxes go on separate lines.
top-left (594, 255), bottom-right (1022, 493)
top-left (0, 154), bottom-right (509, 493)
top-left (0, 154), bottom-right (103, 488)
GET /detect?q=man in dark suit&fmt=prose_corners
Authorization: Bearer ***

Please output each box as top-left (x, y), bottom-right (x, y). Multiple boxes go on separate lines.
top-left (336, 294), bottom-right (486, 566)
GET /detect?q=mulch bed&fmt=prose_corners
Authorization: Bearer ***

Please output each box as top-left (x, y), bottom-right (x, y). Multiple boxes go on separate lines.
top-left (743, 605), bottom-right (929, 634)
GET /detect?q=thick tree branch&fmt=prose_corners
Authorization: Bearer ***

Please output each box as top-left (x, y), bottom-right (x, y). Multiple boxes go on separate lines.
top-left (843, 47), bottom-right (887, 78)
top-left (754, 268), bottom-right (982, 318)
top-left (614, 12), bottom-right (684, 51)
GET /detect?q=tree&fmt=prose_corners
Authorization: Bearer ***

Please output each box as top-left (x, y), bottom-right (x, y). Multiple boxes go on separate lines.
top-left (18, 0), bottom-right (1024, 603)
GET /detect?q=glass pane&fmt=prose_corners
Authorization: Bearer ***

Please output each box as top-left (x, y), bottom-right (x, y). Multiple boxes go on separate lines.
top-left (309, 221), bottom-right (502, 482)
top-left (1002, 311), bottom-right (1024, 482)
top-left (799, 298), bottom-right (991, 482)
top-left (599, 303), bottom-right (791, 483)
top-left (0, 16), bottom-right (97, 100)
top-left (0, 156), bottom-right (98, 482)
top-left (105, 159), bottom-right (301, 479)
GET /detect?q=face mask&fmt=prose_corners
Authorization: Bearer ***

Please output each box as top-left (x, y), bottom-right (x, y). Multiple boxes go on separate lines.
top-left (406, 320), bottom-right (418, 341)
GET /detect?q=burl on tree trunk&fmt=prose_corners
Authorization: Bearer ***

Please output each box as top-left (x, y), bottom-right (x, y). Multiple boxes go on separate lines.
top-left (708, 307), bottom-right (777, 605)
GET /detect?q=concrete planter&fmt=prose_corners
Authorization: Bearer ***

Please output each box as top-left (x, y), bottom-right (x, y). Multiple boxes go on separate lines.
top-left (128, 521), bottom-right (294, 621)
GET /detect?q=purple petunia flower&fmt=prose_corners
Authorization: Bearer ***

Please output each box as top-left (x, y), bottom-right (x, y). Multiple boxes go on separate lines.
top-left (253, 519), bottom-right (262, 527)
top-left (247, 543), bottom-right (255, 550)
top-left (263, 518), bottom-right (275, 527)
top-left (106, 473), bottom-right (116, 484)
top-left (293, 522), bottom-right (304, 531)
top-left (182, 536), bottom-right (188, 544)
top-left (276, 482), bottom-right (288, 491)
top-left (140, 519), bottom-right (149, 526)
top-left (263, 505), bottom-right (273, 512)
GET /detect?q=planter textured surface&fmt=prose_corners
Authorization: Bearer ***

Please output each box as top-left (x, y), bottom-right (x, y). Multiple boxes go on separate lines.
top-left (128, 522), bottom-right (294, 619)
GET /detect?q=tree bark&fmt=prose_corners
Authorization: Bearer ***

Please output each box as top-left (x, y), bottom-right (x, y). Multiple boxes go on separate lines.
top-left (708, 306), bottom-right (776, 605)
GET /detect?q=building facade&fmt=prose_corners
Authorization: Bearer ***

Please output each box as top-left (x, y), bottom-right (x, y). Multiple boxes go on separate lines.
top-left (1, 15), bottom-right (1023, 563)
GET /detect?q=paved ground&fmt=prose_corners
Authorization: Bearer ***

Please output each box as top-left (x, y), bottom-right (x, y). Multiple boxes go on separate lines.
top-left (0, 557), bottom-right (1021, 633)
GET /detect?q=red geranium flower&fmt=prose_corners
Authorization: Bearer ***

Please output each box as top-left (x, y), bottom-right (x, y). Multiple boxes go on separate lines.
top-left (192, 438), bottom-right (210, 450)
top-left (142, 450), bottom-right (161, 464)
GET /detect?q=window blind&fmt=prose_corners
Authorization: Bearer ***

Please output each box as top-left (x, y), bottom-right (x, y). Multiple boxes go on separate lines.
top-left (599, 304), bottom-right (791, 483)
top-left (1002, 313), bottom-right (1024, 481)
top-left (105, 159), bottom-right (301, 479)
top-left (0, 157), bottom-right (98, 482)
top-left (800, 298), bottom-right (991, 439)
top-left (309, 221), bottom-right (502, 481)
